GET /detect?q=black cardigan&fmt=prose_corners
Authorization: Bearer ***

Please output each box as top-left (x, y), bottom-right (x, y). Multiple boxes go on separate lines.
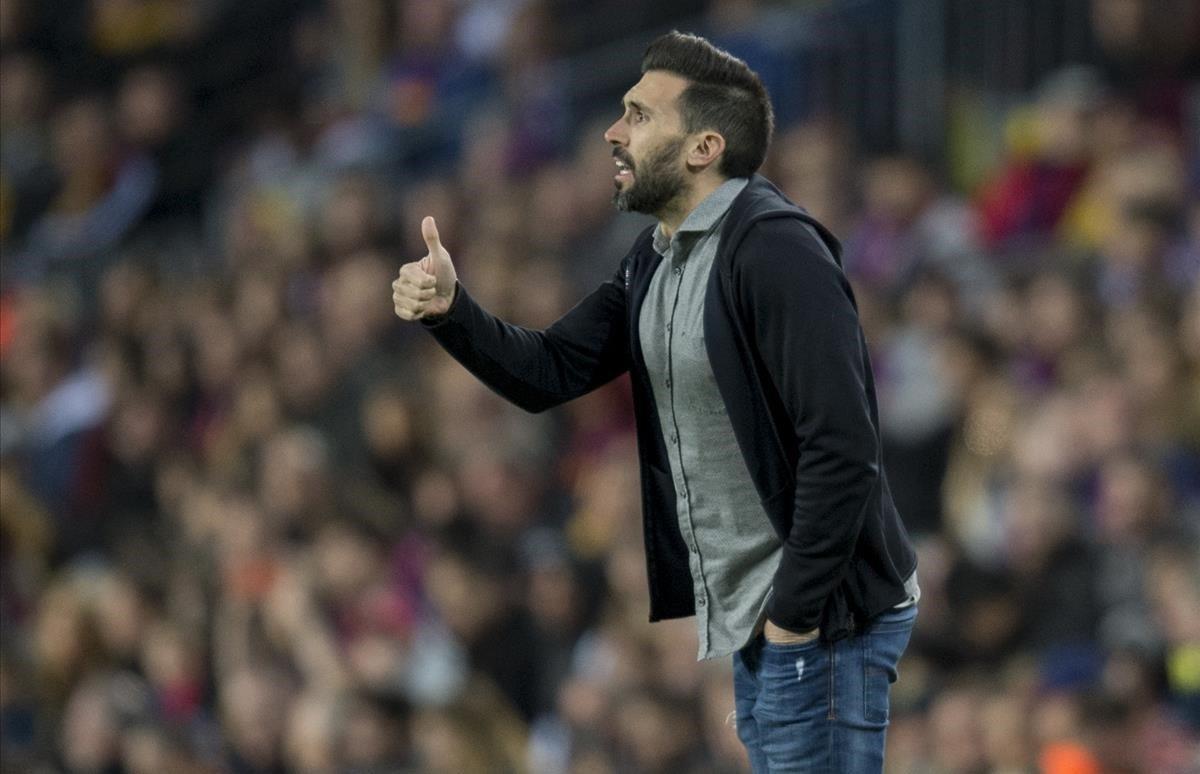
top-left (423, 174), bottom-right (917, 641)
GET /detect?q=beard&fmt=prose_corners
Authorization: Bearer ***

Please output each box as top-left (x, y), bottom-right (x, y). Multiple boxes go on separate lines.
top-left (612, 135), bottom-right (688, 216)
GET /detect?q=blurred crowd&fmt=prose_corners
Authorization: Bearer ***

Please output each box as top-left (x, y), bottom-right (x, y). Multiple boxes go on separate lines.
top-left (1, 0), bottom-right (1198, 772)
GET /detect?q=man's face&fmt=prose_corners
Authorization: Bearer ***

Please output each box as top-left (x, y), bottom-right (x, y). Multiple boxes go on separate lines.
top-left (604, 71), bottom-right (691, 216)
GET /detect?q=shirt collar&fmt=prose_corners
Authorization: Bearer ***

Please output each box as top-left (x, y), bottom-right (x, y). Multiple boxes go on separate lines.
top-left (652, 177), bottom-right (750, 255)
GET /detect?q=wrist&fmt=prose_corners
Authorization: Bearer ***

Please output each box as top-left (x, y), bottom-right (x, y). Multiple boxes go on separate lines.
top-left (421, 282), bottom-right (461, 325)
top-left (763, 619), bottom-right (820, 645)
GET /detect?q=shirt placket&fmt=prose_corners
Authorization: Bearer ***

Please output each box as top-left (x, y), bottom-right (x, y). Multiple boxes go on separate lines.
top-left (662, 243), bottom-right (709, 653)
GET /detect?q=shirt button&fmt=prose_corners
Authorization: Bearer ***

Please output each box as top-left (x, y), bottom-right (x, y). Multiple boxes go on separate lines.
top-left (668, 432), bottom-right (677, 445)
top-left (697, 594), bottom-right (707, 607)
top-left (664, 377), bottom-right (671, 389)
top-left (666, 322), bottom-right (672, 333)
top-left (674, 267), bottom-right (682, 276)
top-left (677, 486), bottom-right (686, 498)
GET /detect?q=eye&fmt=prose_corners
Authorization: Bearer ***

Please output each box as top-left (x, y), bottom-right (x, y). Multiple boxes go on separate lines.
top-left (634, 109), bottom-right (647, 123)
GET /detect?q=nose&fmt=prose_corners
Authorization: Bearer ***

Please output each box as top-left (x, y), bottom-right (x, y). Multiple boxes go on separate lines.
top-left (604, 118), bottom-right (626, 146)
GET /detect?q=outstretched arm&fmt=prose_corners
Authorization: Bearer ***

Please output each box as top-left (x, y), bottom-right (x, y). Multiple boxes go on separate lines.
top-left (392, 217), bottom-right (632, 413)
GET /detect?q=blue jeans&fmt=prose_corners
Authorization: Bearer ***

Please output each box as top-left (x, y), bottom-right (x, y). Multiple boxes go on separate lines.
top-left (732, 605), bottom-right (917, 773)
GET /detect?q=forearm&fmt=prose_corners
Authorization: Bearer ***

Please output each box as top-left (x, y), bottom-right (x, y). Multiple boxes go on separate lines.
top-left (767, 454), bottom-right (877, 631)
top-left (422, 281), bottom-right (629, 413)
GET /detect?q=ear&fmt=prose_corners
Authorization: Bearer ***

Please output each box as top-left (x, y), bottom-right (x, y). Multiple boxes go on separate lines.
top-left (686, 130), bottom-right (726, 172)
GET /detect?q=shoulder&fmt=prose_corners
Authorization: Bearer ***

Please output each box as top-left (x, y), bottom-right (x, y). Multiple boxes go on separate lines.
top-left (732, 215), bottom-right (842, 285)
top-left (725, 175), bottom-right (841, 271)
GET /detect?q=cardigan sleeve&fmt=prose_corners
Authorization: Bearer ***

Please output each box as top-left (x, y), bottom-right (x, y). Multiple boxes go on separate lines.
top-left (734, 217), bottom-right (880, 633)
top-left (420, 259), bottom-right (632, 413)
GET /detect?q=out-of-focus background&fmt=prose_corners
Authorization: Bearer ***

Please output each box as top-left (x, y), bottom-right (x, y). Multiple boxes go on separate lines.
top-left (0, 0), bottom-right (1197, 772)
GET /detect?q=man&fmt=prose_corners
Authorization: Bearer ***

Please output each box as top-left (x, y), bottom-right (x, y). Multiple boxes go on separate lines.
top-left (392, 31), bottom-right (919, 773)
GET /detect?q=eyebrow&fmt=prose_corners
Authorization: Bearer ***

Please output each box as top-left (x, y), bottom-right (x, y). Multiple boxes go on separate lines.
top-left (622, 98), bottom-right (650, 115)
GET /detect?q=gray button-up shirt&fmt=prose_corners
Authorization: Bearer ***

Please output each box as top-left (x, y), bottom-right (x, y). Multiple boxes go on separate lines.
top-left (638, 177), bottom-right (784, 660)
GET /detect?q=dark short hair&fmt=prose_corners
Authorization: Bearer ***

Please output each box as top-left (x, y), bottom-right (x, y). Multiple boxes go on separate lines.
top-left (641, 31), bottom-right (774, 179)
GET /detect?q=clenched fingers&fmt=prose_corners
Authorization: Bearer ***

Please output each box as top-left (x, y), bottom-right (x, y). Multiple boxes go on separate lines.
top-left (393, 260), bottom-right (441, 321)
top-left (397, 262), bottom-right (436, 289)
top-left (393, 296), bottom-right (428, 320)
top-left (392, 279), bottom-right (436, 301)
top-left (393, 290), bottom-right (436, 319)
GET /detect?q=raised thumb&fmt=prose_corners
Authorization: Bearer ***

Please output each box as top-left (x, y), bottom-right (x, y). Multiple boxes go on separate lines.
top-left (421, 216), bottom-right (442, 254)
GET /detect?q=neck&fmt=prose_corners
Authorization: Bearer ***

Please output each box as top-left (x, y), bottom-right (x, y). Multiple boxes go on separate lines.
top-left (656, 174), bottom-right (727, 239)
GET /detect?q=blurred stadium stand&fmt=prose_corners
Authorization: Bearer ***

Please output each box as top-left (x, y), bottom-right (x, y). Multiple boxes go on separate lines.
top-left (0, 1), bottom-right (1198, 772)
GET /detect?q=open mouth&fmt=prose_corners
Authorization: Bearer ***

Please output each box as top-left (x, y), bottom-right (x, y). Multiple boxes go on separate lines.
top-left (614, 156), bottom-right (634, 184)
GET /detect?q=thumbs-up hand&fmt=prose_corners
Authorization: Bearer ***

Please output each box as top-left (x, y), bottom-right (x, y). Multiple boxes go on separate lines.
top-left (393, 216), bottom-right (458, 320)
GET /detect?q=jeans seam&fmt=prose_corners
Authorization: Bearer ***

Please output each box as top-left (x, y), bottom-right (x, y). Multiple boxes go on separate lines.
top-left (826, 640), bottom-right (836, 720)
top-left (863, 634), bottom-right (877, 724)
